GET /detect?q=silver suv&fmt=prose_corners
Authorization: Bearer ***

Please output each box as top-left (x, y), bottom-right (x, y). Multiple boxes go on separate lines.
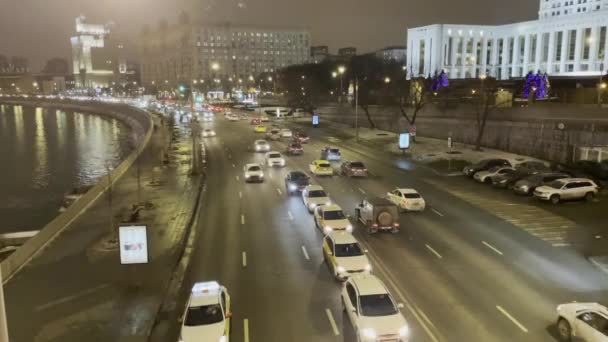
top-left (533, 178), bottom-right (599, 204)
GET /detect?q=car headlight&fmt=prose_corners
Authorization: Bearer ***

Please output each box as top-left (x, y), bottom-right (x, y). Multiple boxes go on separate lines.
top-left (520, 185), bottom-right (529, 191)
top-left (280, 160), bottom-right (285, 165)
top-left (324, 226), bottom-right (333, 234)
top-left (500, 179), bottom-right (507, 184)
top-left (346, 224), bottom-right (353, 232)
top-left (325, 201), bottom-right (331, 206)
top-left (245, 173), bottom-right (250, 178)
top-left (364, 264), bottom-right (372, 272)
top-left (309, 203), bottom-right (317, 209)
top-left (361, 328), bottom-right (376, 339)
top-left (288, 184), bottom-right (297, 191)
top-left (336, 266), bottom-right (346, 274)
top-left (255, 146), bottom-right (260, 150)
top-left (399, 325), bottom-right (410, 337)
top-left (219, 336), bottom-right (227, 342)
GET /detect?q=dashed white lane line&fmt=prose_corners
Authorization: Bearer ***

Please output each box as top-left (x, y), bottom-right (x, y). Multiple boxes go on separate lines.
top-left (239, 191), bottom-right (242, 199)
top-left (288, 211), bottom-right (294, 220)
top-left (301, 245), bottom-right (310, 260)
top-left (232, 163), bottom-right (235, 168)
top-left (496, 305), bottom-right (528, 333)
top-left (277, 188), bottom-right (283, 195)
top-left (482, 241), bottom-right (504, 256)
top-left (242, 252), bottom-right (247, 268)
top-left (241, 214), bottom-right (245, 225)
top-left (236, 175), bottom-right (240, 181)
top-left (431, 208), bottom-right (444, 217)
top-left (325, 308), bottom-right (340, 336)
top-left (358, 187), bottom-right (366, 194)
top-left (228, 154), bottom-right (232, 159)
top-left (425, 244), bottom-right (443, 259)
top-left (243, 319), bottom-right (250, 342)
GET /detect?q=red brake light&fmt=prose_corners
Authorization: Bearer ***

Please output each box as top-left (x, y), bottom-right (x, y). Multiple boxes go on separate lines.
top-left (372, 223), bottom-right (378, 227)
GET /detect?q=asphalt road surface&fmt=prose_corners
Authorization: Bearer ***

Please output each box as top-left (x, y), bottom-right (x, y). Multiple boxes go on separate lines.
top-left (179, 112), bottom-right (608, 342)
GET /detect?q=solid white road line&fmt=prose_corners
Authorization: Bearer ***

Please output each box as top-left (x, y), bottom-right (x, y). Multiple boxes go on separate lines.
top-left (277, 188), bottom-right (283, 195)
top-left (35, 283), bottom-right (111, 311)
top-left (358, 187), bottom-right (366, 194)
top-left (496, 305), bottom-right (528, 333)
top-left (431, 208), bottom-right (444, 217)
top-left (325, 308), bottom-right (340, 336)
top-left (288, 211), bottom-right (294, 220)
top-left (482, 241), bottom-right (504, 256)
top-left (301, 245), bottom-right (310, 260)
top-left (241, 215), bottom-right (245, 225)
top-left (242, 252), bottom-right (247, 268)
top-left (425, 244), bottom-right (443, 259)
top-left (243, 319), bottom-right (250, 342)
top-left (239, 191), bottom-right (242, 199)
top-left (236, 175), bottom-right (240, 181)
top-left (232, 163), bottom-right (235, 168)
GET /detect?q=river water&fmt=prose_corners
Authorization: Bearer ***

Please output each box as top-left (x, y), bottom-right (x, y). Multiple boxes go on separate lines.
top-left (0, 104), bottom-right (133, 233)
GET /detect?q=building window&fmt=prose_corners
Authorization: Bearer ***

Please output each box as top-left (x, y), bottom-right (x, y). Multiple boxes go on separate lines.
top-left (419, 40), bottom-right (425, 76)
top-left (486, 40), bottom-right (493, 65)
top-left (541, 32), bottom-right (550, 62)
top-left (567, 29), bottom-right (576, 61)
top-left (599, 27), bottom-right (607, 61)
top-left (583, 27), bottom-right (592, 60)
top-left (556, 31), bottom-right (564, 62)
top-left (529, 34), bottom-right (537, 63)
top-left (475, 40), bottom-right (482, 66)
top-left (508, 37), bottom-right (515, 64)
top-left (518, 36), bottom-right (525, 64)
top-left (498, 38), bottom-right (504, 65)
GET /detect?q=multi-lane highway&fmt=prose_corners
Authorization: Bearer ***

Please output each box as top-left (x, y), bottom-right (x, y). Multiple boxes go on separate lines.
top-left (179, 110), bottom-right (608, 342)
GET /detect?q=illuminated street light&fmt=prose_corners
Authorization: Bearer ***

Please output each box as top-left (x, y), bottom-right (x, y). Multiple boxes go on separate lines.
top-left (338, 66), bottom-right (346, 74)
top-left (601, 83), bottom-right (607, 89)
top-left (384, 77), bottom-right (391, 84)
top-left (332, 72), bottom-right (337, 78)
top-left (211, 63), bottom-right (220, 71)
top-left (471, 89), bottom-right (477, 94)
top-left (249, 75), bottom-right (254, 81)
top-left (193, 80), bottom-right (198, 84)
top-left (268, 76), bottom-right (273, 82)
top-left (479, 74), bottom-right (487, 80)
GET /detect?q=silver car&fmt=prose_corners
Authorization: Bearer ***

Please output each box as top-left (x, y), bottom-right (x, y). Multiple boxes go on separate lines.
top-left (512, 172), bottom-right (570, 195)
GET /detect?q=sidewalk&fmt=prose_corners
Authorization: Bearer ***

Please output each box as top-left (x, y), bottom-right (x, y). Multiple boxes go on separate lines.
top-left (5, 112), bottom-right (201, 342)
top-left (287, 117), bottom-right (545, 175)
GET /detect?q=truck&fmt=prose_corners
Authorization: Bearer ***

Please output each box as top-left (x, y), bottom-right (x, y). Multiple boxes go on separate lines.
top-left (354, 197), bottom-right (400, 234)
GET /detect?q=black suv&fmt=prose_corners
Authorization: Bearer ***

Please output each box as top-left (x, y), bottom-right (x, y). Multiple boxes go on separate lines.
top-left (285, 171), bottom-right (310, 195)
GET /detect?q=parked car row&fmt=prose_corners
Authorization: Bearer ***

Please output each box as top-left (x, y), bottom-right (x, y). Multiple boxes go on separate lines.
top-left (465, 158), bottom-right (600, 204)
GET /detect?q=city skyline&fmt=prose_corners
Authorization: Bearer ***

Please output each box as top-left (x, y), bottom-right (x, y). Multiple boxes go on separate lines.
top-left (0, 0), bottom-right (537, 71)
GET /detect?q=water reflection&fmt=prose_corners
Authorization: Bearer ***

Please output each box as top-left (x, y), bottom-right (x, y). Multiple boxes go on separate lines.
top-left (0, 105), bottom-right (132, 232)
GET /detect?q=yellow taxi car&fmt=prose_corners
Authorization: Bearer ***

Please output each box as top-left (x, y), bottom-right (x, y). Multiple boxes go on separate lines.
top-left (254, 125), bottom-right (267, 133)
top-left (309, 160), bottom-right (333, 176)
top-left (322, 232), bottom-right (371, 280)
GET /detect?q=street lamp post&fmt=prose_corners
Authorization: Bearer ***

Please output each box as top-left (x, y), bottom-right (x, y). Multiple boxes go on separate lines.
top-left (338, 66), bottom-right (346, 99)
top-left (598, 82), bottom-right (607, 107)
top-left (355, 77), bottom-right (359, 142)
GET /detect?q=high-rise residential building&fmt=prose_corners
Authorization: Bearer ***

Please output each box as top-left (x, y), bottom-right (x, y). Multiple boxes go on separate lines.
top-left (375, 46), bottom-right (407, 63)
top-left (139, 21), bottom-right (310, 87)
top-left (407, 0), bottom-right (608, 79)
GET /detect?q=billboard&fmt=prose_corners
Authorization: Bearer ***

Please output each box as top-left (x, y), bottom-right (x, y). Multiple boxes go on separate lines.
top-left (399, 133), bottom-right (410, 149)
top-left (312, 115), bottom-right (319, 126)
top-left (118, 225), bottom-right (149, 264)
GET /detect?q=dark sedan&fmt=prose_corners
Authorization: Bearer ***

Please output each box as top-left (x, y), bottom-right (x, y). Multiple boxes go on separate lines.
top-left (341, 161), bottom-right (368, 177)
top-left (463, 158), bottom-right (511, 177)
top-left (491, 170), bottom-right (528, 189)
top-left (294, 131), bottom-right (310, 144)
top-left (285, 171), bottom-right (311, 195)
top-left (286, 142), bottom-right (304, 155)
top-left (512, 172), bottom-right (570, 195)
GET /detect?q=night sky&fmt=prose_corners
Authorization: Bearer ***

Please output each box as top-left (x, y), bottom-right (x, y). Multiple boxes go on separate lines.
top-left (0, 0), bottom-right (537, 71)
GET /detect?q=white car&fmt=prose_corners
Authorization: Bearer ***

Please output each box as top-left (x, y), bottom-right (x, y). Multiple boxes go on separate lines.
top-left (265, 151), bottom-right (286, 167)
top-left (280, 129), bottom-right (293, 138)
top-left (179, 281), bottom-right (231, 342)
top-left (386, 188), bottom-right (426, 212)
top-left (323, 232), bottom-right (371, 280)
top-left (557, 302), bottom-right (608, 342)
top-left (202, 128), bottom-right (216, 137)
top-left (473, 166), bottom-right (516, 183)
top-left (227, 115), bottom-right (239, 122)
top-left (243, 163), bottom-right (264, 183)
top-left (313, 204), bottom-right (353, 234)
top-left (253, 140), bottom-right (270, 152)
top-left (302, 185), bottom-right (331, 213)
top-left (202, 116), bottom-right (213, 122)
top-left (341, 274), bottom-right (409, 342)
top-left (534, 178), bottom-right (599, 204)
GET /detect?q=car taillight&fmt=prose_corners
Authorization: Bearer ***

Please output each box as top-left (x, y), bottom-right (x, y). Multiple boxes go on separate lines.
top-left (394, 223), bottom-right (400, 227)
top-left (372, 223), bottom-right (378, 228)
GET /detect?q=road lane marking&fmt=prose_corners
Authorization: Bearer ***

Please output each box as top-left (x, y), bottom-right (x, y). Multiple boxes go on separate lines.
top-left (241, 215), bottom-right (245, 225)
top-left (236, 175), bottom-right (240, 181)
top-left (242, 252), bottom-right (247, 267)
top-left (431, 208), bottom-right (444, 217)
top-left (243, 319), bottom-right (250, 342)
top-left (356, 239), bottom-right (441, 342)
top-left (325, 308), bottom-right (340, 336)
top-left (358, 187), bottom-right (366, 194)
top-left (35, 283), bottom-right (111, 311)
top-left (425, 244), bottom-right (442, 259)
top-left (232, 163), bottom-right (235, 168)
top-left (482, 241), bottom-right (503, 256)
top-left (228, 154), bottom-right (232, 159)
top-left (496, 305), bottom-right (528, 333)
top-left (277, 188), bottom-right (282, 195)
top-left (239, 191), bottom-right (242, 199)
top-left (301, 245), bottom-right (310, 260)
top-left (288, 211), bottom-right (294, 220)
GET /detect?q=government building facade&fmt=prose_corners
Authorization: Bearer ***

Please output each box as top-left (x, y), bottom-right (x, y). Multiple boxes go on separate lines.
top-left (407, 0), bottom-right (608, 79)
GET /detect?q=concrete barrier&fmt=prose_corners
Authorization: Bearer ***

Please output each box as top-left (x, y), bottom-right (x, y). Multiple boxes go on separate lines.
top-left (0, 98), bottom-right (154, 283)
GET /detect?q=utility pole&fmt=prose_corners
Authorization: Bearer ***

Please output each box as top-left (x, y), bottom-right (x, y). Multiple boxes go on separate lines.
top-left (0, 270), bottom-right (9, 342)
top-left (355, 77), bottom-right (359, 142)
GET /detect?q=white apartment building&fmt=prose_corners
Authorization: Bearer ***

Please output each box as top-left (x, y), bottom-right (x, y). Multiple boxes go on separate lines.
top-left (407, 0), bottom-right (608, 79)
top-left (139, 22), bottom-right (310, 86)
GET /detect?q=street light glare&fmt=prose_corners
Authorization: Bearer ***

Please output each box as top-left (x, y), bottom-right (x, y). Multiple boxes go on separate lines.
top-left (338, 66), bottom-right (346, 74)
top-left (211, 62), bottom-right (220, 70)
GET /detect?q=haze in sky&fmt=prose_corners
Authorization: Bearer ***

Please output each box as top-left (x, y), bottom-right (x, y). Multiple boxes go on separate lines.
top-left (0, 0), bottom-right (537, 71)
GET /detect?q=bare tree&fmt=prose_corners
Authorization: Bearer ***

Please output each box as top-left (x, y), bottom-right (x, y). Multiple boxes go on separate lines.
top-left (398, 77), bottom-right (427, 126)
top-left (471, 77), bottom-right (511, 151)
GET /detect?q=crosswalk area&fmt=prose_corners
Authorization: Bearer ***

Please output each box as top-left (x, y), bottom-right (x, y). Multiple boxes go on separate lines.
top-left (425, 179), bottom-right (580, 247)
